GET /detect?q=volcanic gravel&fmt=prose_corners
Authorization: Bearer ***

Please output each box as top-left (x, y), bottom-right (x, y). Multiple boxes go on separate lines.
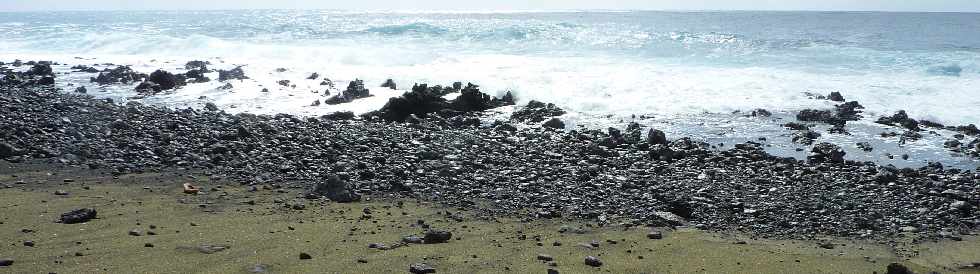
top-left (1, 69), bottom-right (979, 241)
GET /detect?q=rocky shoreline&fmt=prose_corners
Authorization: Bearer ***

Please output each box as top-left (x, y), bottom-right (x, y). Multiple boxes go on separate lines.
top-left (1, 60), bottom-right (979, 242)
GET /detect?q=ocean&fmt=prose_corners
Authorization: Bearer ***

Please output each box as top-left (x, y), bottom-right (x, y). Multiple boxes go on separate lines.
top-left (1, 10), bottom-right (979, 168)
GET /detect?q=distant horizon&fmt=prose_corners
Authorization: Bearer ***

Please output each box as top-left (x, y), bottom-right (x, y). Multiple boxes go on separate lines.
top-left (1, 8), bottom-right (980, 14)
top-left (2, 0), bottom-right (979, 13)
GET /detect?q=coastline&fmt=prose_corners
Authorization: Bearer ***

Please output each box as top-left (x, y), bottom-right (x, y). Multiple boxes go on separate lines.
top-left (1, 59), bottom-right (980, 273)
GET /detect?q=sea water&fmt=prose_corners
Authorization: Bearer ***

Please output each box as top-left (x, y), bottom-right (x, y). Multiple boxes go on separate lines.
top-left (1, 10), bottom-right (979, 168)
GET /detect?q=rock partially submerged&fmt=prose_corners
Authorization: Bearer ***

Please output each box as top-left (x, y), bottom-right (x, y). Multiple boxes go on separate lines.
top-left (877, 110), bottom-right (921, 131)
top-left (366, 82), bottom-right (511, 122)
top-left (512, 101), bottom-right (566, 123)
top-left (218, 66), bottom-right (248, 81)
top-left (808, 143), bottom-right (846, 163)
top-left (91, 66), bottom-right (146, 85)
top-left (325, 79), bottom-right (371, 105)
top-left (135, 70), bottom-right (187, 94)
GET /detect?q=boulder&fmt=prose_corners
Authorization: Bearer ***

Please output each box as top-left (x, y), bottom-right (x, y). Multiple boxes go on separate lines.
top-left (511, 100), bottom-right (565, 123)
top-left (647, 129), bottom-right (668, 146)
top-left (325, 79), bottom-right (371, 105)
top-left (184, 60), bottom-right (210, 71)
top-left (59, 208), bottom-right (97, 224)
top-left (409, 263), bottom-right (436, 274)
top-left (796, 109), bottom-right (833, 122)
top-left (147, 70), bottom-right (186, 90)
top-left (367, 84), bottom-right (449, 122)
top-left (828, 92), bottom-right (845, 102)
top-left (808, 143), bottom-right (846, 164)
top-left (542, 118), bottom-right (565, 129)
top-left (91, 66), bottom-right (147, 85)
top-left (423, 230), bottom-right (452, 244)
top-left (305, 174), bottom-right (360, 203)
top-left (876, 110), bottom-right (920, 131)
top-left (449, 83), bottom-right (514, 111)
top-left (217, 66), bottom-right (248, 81)
top-left (381, 78), bottom-right (396, 89)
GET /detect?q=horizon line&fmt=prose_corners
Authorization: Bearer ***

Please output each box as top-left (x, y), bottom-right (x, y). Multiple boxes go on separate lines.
top-left (1, 8), bottom-right (979, 14)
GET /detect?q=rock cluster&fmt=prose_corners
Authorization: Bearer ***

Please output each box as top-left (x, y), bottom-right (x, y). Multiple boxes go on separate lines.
top-left (1, 77), bottom-right (978, 241)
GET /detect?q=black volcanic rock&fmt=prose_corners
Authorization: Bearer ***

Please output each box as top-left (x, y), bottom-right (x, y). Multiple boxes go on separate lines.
top-left (325, 79), bottom-right (371, 105)
top-left (876, 110), bottom-right (920, 131)
top-left (218, 66), bottom-right (248, 81)
top-left (91, 66), bottom-right (147, 85)
top-left (449, 83), bottom-right (514, 111)
top-left (381, 78), bottom-right (396, 89)
top-left (808, 143), bottom-right (846, 164)
top-left (59, 208), bottom-right (97, 224)
top-left (512, 101), bottom-right (565, 123)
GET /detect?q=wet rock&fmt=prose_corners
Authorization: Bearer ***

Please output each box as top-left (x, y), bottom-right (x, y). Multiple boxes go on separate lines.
top-left (59, 208), bottom-right (97, 224)
top-left (423, 229), bottom-right (452, 244)
top-left (409, 263), bottom-right (436, 274)
top-left (796, 109), bottom-right (833, 122)
top-left (299, 252), bottom-right (312, 260)
top-left (218, 83), bottom-right (234, 90)
top-left (808, 143), bottom-right (845, 164)
top-left (750, 109), bottom-right (772, 117)
top-left (27, 63), bottom-right (53, 76)
top-left (325, 79), bottom-right (371, 105)
top-left (277, 80), bottom-right (291, 87)
top-left (218, 66), bottom-right (248, 81)
top-left (857, 142), bottom-right (874, 152)
top-left (367, 84), bottom-right (449, 122)
top-left (828, 92), bottom-right (845, 102)
top-left (449, 83), bottom-right (514, 112)
top-left (142, 69), bottom-right (186, 91)
top-left (0, 258), bottom-right (12, 267)
top-left (543, 118), bottom-right (565, 129)
top-left (74, 86), bottom-right (87, 93)
top-left (92, 66), bottom-right (146, 85)
top-left (71, 65), bottom-right (101, 73)
top-left (185, 60), bottom-right (210, 70)
top-left (512, 100), bottom-right (565, 123)
top-left (305, 174), bottom-right (360, 203)
top-left (584, 256), bottom-right (603, 267)
top-left (783, 122), bottom-right (809, 131)
top-left (647, 129), bottom-right (668, 146)
top-left (306, 72), bottom-right (320, 80)
top-left (876, 110), bottom-right (920, 131)
top-left (381, 79), bottom-right (397, 89)
top-left (792, 130), bottom-right (821, 145)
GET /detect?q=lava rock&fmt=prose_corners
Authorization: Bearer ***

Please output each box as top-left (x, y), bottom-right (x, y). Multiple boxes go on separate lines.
top-left (325, 79), bottom-right (371, 105)
top-left (218, 67), bottom-right (248, 81)
top-left (423, 229), bottom-right (452, 244)
top-left (381, 78), bottom-right (397, 89)
top-left (409, 263), bottom-right (436, 274)
top-left (305, 174), bottom-right (360, 203)
top-left (584, 256), bottom-right (603, 267)
top-left (808, 143), bottom-right (846, 164)
top-left (877, 110), bottom-right (920, 131)
top-left (59, 208), bottom-right (97, 224)
top-left (91, 66), bottom-right (147, 85)
top-left (828, 92), bottom-right (845, 102)
top-left (543, 118), bottom-right (565, 129)
top-left (512, 100), bottom-right (565, 123)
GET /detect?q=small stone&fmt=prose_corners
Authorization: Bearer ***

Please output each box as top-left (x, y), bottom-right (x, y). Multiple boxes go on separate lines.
top-left (129, 229), bottom-right (142, 236)
top-left (537, 254), bottom-right (554, 262)
top-left (23, 240), bottom-right (35, 247)
top-left (54, 190), bottom-right (69, 196)
top-left (818, 242), bottom-right (835, 249)
top-left (144, 243), bottom-right (154, 248)
top-left (299, 252), bottom-right (312, 260)
top-left (647, 231), bottom-right (663, 239)
top-left (357, 258), bottom-right (368, 263)
top-left (409, 263), bottom-right (436, 274)
top-left (402, 235), bottom-right (423, 244)
top-left (547, 269), bottom-right (559, 274)
top-left (584, 256), bottom-right (603, 267)
top-left (0, 258), bottom-right (13, 266)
